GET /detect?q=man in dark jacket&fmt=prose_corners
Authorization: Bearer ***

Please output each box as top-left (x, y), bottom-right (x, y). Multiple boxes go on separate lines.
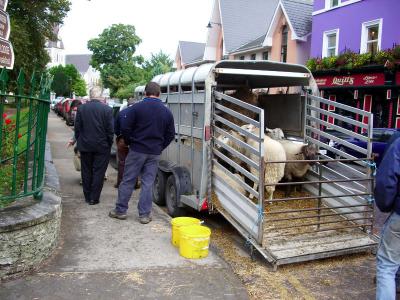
top-left (74, 87), bottom-right (114, 205)
top-left (109, 82), bottom-right (175, 224)
top-left (375, 137), bottom-right (400, 300)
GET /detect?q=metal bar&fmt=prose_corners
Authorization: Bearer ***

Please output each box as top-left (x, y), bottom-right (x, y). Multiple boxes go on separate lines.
top-left (309, 94), bottom-right (372, 117)
top-left (214, 114), bottom-right (260, 142)
top-left (11, 96), bottom-right (22, 195)
top-left (0, 95), bottom-right (4, 160)
top-left (213, 160), bottom-right (259, 198)
top-left (307, 104), bottom-right (368, 129)
top-left (214, 90), bottom-right (262, 114)
top-left (264, 177), bottom-right (373, 187)
top-left (213, 126), bottom-right (259, 156)
top-left (306, 114), bottom-right (369, 142)
top-left (214, 102), bottom-right (259, 126)
top-left (213, 147), bottom-right (259, 183)
top-left (267, 224), bottom-right (374, 238)
top-left (269, 210), bottom-right (373, 222)
top-left (257, 107), bottom-right (265, 245)
top-left (267, 192), bottom-right (371, 203)
top-left (24, 98), bottom-right (34, 193)
top-left (270, 217), bottom-right (374, 231)
top-left (306, 125), bottom-right (368, 155)
top-left (266, 204), bottom-right (372, 215)
top-left (213, 137), bottom-right (259, 170)
top-left (214, 68), bottom-right (311, 80)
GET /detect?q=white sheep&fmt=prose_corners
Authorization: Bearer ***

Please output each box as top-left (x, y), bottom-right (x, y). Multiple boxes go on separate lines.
top-left (277, 140), bottom-right (318, 196)
top-left (265, 127), bottom-right (285, 140)
top-left (241, 124), bottom-right (286, 201)
top-left (213, 167), bottom-right (246, 196)
top-left (215, 129), bottom-right (247, 168)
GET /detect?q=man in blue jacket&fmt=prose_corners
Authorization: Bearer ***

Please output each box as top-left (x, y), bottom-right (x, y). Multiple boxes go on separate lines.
top-left (375, 137), bottom-right (400, 300)
top-left (109, 82), bottom-right (175, 224)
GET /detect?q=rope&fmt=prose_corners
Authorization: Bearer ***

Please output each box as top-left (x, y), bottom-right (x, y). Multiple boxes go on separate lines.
top-left (245, 203), bottom-right (264, 248)
top-left (364, 160), bottom-right (377, 177)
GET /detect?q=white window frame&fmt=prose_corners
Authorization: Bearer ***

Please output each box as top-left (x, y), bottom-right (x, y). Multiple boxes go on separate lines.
top-left (360, 18), bottom-right (383, 54)
top-left (325, 0), bottom-right (341, 9)
top-left (322, 29), bottom-right (339, 58)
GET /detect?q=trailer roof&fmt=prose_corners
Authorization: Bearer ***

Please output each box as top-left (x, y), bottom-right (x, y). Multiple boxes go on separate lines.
top-left (214, 60), bottom-right (312, 88)
top-left (151, 60), bottom-right (313, 89)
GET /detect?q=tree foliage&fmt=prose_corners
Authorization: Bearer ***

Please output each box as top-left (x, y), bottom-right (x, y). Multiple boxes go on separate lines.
top-left (49, 64), bottom-right (87, 97)
top-left (88, 24), bottom-right (145, 97)
top-left (143, 51), bottom-right (174, 82)
top-left (8, 0), bottom-right (71, 77)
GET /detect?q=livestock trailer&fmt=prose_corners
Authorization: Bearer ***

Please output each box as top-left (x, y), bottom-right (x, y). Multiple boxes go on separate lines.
top-left (146, 60), bottom-right (378, 268)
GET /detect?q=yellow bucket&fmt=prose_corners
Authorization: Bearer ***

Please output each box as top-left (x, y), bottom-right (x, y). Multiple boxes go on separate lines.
top-left (171, 217), bottom-right (201, 247)
top-left (179, 225), bottom-right (211, 259)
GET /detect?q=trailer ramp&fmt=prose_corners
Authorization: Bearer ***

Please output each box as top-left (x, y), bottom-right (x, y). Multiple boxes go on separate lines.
top-left (212, 91), bottom-right (377, 269)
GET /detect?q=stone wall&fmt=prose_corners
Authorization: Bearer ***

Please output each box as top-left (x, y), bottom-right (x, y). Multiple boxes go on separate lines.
top-left (0, 143), bottom-right (62, 280)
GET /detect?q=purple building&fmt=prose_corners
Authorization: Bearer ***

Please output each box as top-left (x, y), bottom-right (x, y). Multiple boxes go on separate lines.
top-left (311, 0), bottom-right (400, 129)
top-left (311, 0), bottom-right (400, 57)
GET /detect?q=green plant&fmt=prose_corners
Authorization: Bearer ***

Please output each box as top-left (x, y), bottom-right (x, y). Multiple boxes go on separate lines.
top-left (306, 58), bottom-right (317, 72)
top-left (353, 52), bottom-right (373, 68)
top-left (392, 45), bottom-right (400, 60)
top-left (374, 49), bottom-right (394, 65)
top-left (320, 56), bottom-right (337, 70)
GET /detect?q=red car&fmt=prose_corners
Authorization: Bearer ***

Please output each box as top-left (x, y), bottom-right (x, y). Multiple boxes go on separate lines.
top-left (61, 99), bottom-right (73, 120)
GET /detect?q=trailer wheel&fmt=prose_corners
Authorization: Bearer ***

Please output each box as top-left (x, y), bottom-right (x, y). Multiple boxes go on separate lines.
top-left (165, 175), bottom-right (184, 217)
top-left (152, 170), bottom-right (167, 205)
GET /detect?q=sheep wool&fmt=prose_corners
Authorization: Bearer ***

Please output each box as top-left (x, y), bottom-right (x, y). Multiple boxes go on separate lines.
top-left (278, 140), bottom-right (313, 181)
top-left (213, 167), bottom-right (246, 196)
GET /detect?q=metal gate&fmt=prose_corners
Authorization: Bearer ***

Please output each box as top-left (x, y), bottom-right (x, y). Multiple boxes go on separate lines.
top-left (211, 90), bottom-right (265, 244)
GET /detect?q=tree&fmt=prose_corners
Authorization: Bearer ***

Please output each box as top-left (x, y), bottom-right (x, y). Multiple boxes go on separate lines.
top-left (143, 51), bottom-right (174, 82)
top-left (88, 24), bottom-right (144, 97)
top-left (49, 64), bottom-right (87, 97)
top-left (8, 0), bottom-right (71, 77)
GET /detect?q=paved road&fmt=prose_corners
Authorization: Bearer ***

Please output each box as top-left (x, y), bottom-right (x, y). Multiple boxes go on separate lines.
top-left (0, 112), bottom-right (248, 300)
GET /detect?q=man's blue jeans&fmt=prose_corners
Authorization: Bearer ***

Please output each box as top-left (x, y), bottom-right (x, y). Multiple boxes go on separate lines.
top-left (116, 150), bottom-right (160, 217)
top-left (376, 212), bottom-right (400, 300)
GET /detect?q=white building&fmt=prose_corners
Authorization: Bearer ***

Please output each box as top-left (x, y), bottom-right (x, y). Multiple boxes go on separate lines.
top-left (45, 25), bottom-right (66, 68)
top-left (65, 54), bottom-right (101, 95)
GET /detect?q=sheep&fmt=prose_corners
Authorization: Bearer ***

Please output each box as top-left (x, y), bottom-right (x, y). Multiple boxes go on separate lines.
top-left (265, 127), bottom-right (285, 140)
top-left (277, 140), bottom-right (318, 196)
top-left (241, 124), bottom-right (286, 201)
top-left (215, 129), bottom-right (247, 170)
top-left (213, 167), bottom-right (246, 196)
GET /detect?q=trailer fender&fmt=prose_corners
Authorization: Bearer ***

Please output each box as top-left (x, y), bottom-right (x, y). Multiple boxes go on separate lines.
top-left (158, 161), bottom-right (192, 208)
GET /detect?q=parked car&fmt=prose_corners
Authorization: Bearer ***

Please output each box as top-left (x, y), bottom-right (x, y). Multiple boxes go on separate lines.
top-left (61, 99), bottom-right (73, 120)
top-left (332, 128), bottom-right (400, 166)
top-left (55, 100), bottom-right (64, 116)
top-left (318, 128), bottom-right (353, 158)
top-left (65, 99), bottom-right (85, 126)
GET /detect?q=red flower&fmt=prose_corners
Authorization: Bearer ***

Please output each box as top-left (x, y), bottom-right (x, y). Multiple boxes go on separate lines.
top-left (18, 133), bottom-right (22, 139)
top-left (2, 113), bottom-right (6, 119)
top-left (5, 118), bottom-right (11, 125)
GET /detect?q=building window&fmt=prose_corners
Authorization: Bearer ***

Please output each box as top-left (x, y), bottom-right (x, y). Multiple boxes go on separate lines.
top-left (361, 19), bottom-right (382, 55)
top-left (325, 0), bottom-right (340, 9)
top-left (281, 26), bottom-right (288, 63)
top-left (251, 54), bottom-right (256, 60)
top-left (262, 51), bottom-right (269, 60)
top-left (239, 55), bottom-right (245, 60)
top-left (322, 29), bottom-right (339, 57)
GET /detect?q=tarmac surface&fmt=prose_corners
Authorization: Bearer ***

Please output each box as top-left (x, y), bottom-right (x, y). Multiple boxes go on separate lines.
top-left (0, 112), bottom-right (249, 300)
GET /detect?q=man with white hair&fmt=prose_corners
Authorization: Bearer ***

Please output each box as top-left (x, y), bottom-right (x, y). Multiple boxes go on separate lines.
top-left (74, 86), bottom-right (114, 205)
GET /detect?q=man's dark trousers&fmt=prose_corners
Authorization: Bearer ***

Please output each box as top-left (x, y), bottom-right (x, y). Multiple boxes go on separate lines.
top-left (80, 151), bottom-right (110, 203)
top-left (116, 150), bottom-right (159, 216)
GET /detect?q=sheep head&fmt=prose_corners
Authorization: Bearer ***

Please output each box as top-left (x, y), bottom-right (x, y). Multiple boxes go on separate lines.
top-left (265, 127), bottom-right (285, 140)
top-left (301, 144), bottom-right (318, 165)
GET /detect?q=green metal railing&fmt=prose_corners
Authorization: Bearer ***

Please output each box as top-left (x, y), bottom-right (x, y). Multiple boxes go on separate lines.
top-left (0, 69), bottom-right (52, 207)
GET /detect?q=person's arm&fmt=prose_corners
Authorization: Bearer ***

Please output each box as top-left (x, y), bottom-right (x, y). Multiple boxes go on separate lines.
top-left (121, 107), bottom-right (134, 145)
top-left (74, 106), bottom-right (82, 141)
top-left (374, 140), bottom-right (400, 212)
top-left (162, 111), bottom-right (175, 150)
top-left (105, 107), bottom-right (114, 147)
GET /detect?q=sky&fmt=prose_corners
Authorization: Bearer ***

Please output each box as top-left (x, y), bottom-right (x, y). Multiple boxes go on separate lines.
top-left (60, 0), bottom-right (214, 59)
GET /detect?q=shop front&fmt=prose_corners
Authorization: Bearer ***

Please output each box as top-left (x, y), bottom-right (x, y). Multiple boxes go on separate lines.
top-left (313, 66), bottom-right (398, 131)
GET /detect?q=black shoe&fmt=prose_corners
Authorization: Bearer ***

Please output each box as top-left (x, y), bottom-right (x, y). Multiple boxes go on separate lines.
top-left (139, 215), bottom-right (152, 224)
top-left (109, 209), bottom-right (127, 220)
top-left (89, 200), bottom-right (99, 205)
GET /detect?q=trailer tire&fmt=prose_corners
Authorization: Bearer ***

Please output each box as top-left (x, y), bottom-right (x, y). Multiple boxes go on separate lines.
top-left (152, 170), bottom-right (167, 205)
top-left (165, 175), bottom-right (184, 217)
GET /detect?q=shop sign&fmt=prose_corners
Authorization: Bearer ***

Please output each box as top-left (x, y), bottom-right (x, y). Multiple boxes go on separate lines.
top-left (0, 38), bottom-right (14, 69)
top-left (0, 0), bottom-right (7, 11)
top-left (0, 10), bottom-right (10, 40)
top-left (315, 73), bottom-right (385, 88)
